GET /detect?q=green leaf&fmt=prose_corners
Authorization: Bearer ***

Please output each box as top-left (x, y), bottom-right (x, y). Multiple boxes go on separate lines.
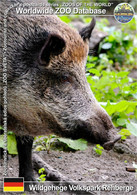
top-left (7, 134), bottom-right (18, 154)
top-left (121, 135), bottom-right (126, 140)
top-left (117, 118), bottom-right (127, 126)
top-left (95, 76), bottom-right (110, 89)
top-left (87, 76), bottom-right (95, 85)
top-left (126, 106), bottom-right (134, 114)
top-left (39, 174), bottom-right (46, 179)
top-left (132, 93), bottom-right (137, 99)
top-left (86, 63), bottom-right (95, 69)
top-left (126, 121), bottom-right (137, 137)
top-left (108, 35), bottom-right (115, 42)
top-left (101, 43), bottom-right (112, 49)
top-left (135, 108), bottom-right (137, 119)
top-left (104, 101), bottom-right (137, 115)
top-left (34, 145), bottom-right (46, 151)
top-left (93, 144), bottom-right (104, 156)
top-left (0, 135), bottom-right (4, 148)
top-left (96, 144), bottom-right (104, 150)
top-left (96, 149), bottom-right (102, 155)
top-left (119, 129), bottom-right (131, 140)
top-left (117, 71), bottom-right (129, 77)
top-left (8, 131), bottom-right (14, 135)
top-left (0, 134), bottom-right (18, 154)
top-left (57, 138), bottom-right (87, 151)
top-left (89, 69), bottom-right (101, 76)
top-left (93, 147), bottom-right (103, 155)
top-left (39, 168), bottom-right (45, 174)
top-left (59, 16), bottom-right (71, 23)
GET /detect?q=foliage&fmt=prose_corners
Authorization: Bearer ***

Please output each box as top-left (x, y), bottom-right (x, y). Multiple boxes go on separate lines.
top-left (59, 16), bottom-right (72, 24)
top-left (126, 121), bottom-right (137, 137)
top-left (87, 68), bottom-right (137, 102)
top-left (91, 18), bottom-right (137, 69)
top-left (118, 129), bottom-right (131, 140)
top-left (37, 168), bottom-right (46, 182)
top-left (34, 135), bottom-right (56, 154)
top-left (101, 101), bottom-right (137, 126)
top-left (0, 128), bottom-right (18, 155)
top-left (100, 32), bottom-right (137, 68)
top-left (99, 101), bottom-right (137, 137)
top-left (56, 138), bottom-right (88, 151)
top-left (86, 17), bottom-right (137, 139)
top-left (34, 135), bottom-right (88, 152)
top-left (93, 144), bottom-right (104, 156)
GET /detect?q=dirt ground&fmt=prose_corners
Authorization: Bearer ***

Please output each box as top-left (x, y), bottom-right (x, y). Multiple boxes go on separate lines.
top-left (0, 134), bottom-right (137, 195)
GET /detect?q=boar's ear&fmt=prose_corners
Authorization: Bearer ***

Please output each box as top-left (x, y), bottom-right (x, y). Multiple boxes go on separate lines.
top-left (79, 17), bottom-right (96, 41)
top-left (39, 34), bottom-right (66, 65)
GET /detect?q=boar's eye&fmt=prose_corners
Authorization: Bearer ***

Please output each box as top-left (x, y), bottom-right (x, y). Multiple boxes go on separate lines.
top-left (60, 75), bottom-right (71, 84)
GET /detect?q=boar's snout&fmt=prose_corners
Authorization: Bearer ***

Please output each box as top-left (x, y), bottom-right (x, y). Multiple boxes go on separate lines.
top-left (72, 116), bottom-right (121, 150)
top-left (103, 128), bottom-right (121, 150)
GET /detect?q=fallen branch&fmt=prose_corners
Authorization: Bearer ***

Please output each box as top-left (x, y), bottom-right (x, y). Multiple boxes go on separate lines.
top-left (126, 167), bottom-right (136, 172)
top-left (33, 153), bottom-right (95, 195)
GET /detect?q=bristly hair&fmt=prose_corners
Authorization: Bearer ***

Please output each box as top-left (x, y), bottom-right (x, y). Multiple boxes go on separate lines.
top-left (10, 26), bottom-right (49, 77)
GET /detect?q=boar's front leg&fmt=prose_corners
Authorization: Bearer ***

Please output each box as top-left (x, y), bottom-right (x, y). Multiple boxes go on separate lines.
top-left (16, 135), bottom-right (35, 181)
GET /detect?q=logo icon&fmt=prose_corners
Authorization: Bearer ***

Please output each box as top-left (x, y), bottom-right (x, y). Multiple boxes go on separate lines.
top-left (114, 3), bottom-right (134, 23)
top-left (3, 178), bottom-right (24, 192)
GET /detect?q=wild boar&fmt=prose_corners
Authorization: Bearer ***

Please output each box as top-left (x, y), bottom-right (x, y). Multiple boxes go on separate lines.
top-left (0, 0), bottom-right (120, 181)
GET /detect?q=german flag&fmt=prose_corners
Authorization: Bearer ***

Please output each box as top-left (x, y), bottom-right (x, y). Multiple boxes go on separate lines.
top-left (3, 178), bottom-right (24, 192)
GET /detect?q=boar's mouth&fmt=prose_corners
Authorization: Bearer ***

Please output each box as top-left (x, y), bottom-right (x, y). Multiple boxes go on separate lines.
top-left (103, 136), bottom-right (121, 150)
top-left (46, 113), bottom-right (121, 150)
top-left (102, 129), bottom-right (121, 150)
top-left (59, 120), bottom-right (121, 150)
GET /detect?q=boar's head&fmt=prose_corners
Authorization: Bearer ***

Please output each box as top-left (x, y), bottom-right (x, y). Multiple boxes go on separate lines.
top-left (8, 16), bottom-right (120, 149)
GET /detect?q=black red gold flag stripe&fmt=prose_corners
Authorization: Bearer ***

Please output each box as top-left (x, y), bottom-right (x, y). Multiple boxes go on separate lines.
top-left (3, 178), bottom-right (24, 192)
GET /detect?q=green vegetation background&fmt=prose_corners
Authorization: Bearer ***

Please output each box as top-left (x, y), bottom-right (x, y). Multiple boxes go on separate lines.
top-left (59, 15), bottom-right (137, 141)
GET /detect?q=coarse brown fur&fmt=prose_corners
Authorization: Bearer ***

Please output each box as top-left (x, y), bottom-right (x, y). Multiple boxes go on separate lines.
top-left (0, 0), bottom-right (120, 146)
